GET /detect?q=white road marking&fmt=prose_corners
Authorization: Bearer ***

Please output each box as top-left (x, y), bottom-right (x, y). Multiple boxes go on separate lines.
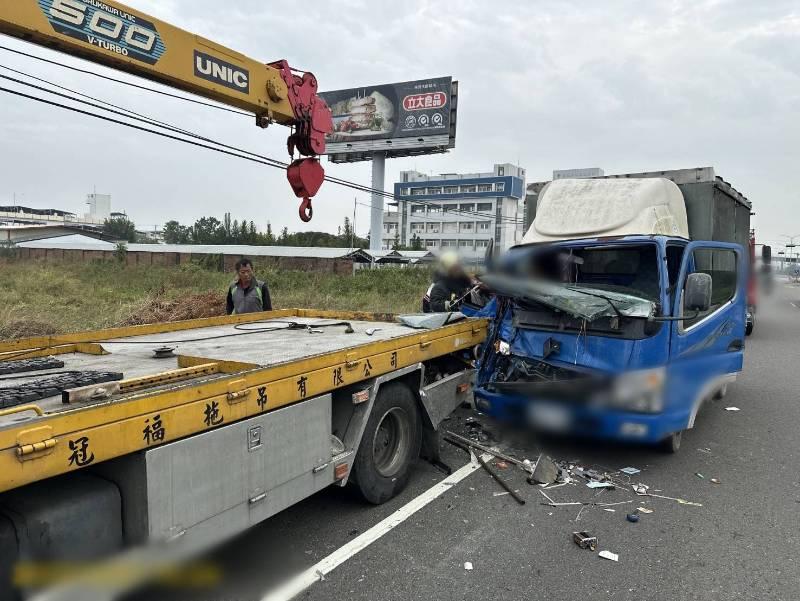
top-left (262, 453), bottom-right (491, 601)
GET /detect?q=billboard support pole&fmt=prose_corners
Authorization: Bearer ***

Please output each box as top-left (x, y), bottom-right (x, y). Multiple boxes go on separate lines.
top-left (370, 151), bottom-right (386, 252)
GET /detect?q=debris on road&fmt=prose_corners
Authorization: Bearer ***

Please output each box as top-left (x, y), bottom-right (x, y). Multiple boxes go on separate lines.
top-left (495, 460), bottom-right (510, 470)
top-left (587, 481), bottom-right (615, 489)
top-left (572, 531), bottom-right (598, 551)
top-left (464, 562), bottom-right (473, 571)
top-left (695, 473), bottom-right (705, 479)
top-left (477, 455), bottom-right (526, 505)
top-left (711, 478), bottom-right (721, 484)
top-left (637, 507), bottom-right (653, 514)
top-left (626, 513), bottom-right (640, 523)
top-left (529, 454), bottom-right (559, 485)
top-left (725, 406), bottom-right (741, 411)
top-left (598, 550), bottom-right (619, 562)
top-left (620, 467), bottom-right (641, 475)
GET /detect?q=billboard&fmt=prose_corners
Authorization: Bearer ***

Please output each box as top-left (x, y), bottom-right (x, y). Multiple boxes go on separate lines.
top-left (319, 77), bottom-right (457, 163)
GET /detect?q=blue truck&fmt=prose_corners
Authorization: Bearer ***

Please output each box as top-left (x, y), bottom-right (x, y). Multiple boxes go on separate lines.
top-left (473, 167), bottom-right (756, 452)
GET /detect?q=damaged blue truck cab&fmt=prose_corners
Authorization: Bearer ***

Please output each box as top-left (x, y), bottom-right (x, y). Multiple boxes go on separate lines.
top-left (473, 170), bottom-right (751, 452)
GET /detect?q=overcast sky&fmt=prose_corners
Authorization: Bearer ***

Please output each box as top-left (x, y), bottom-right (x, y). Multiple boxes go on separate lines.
top-left (1, 0), bottom-right (798, 248)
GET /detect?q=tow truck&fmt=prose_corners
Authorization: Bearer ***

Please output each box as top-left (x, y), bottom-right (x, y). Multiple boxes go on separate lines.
top-left (0, 2), bottom-right (488, 598)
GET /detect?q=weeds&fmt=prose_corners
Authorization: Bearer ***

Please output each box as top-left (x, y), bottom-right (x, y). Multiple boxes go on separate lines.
top-left (0, 261), bottom-right (431, 339)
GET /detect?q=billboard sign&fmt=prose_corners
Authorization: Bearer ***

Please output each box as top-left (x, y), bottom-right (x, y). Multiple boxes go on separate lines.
top-left (319, 77), bottom-right (457, 162)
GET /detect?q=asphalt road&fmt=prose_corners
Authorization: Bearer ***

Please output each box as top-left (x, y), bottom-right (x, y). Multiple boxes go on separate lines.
top-left (135, 280), bottom-right (799, 601)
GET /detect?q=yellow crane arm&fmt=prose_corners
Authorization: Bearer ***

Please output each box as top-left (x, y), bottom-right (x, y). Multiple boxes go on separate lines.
top-left (0, 0), bottom-right (333, 221)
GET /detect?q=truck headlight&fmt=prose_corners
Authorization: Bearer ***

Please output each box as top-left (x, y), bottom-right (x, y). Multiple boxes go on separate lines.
top-left (611, 367), bottom-right (665, 413)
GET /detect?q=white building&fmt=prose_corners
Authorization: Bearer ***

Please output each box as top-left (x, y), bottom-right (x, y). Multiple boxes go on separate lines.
top-left (85, 193), bottom-right (111, 221)
top-left (383, 163), bottom-right (526, 259)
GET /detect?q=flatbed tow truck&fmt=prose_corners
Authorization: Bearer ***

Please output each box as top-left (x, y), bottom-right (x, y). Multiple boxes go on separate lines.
top-left (0, 310), bottom-right (487, 598)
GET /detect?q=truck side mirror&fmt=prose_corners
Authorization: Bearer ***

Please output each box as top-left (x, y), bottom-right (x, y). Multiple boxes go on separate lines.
top-left (762, 245), bottom-right (772, 264)
top-left (685, 272), bottom-right (712, 312)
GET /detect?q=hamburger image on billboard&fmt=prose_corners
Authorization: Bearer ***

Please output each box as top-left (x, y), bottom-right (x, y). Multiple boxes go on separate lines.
top-left (320, 77), bottom-right (452, 145)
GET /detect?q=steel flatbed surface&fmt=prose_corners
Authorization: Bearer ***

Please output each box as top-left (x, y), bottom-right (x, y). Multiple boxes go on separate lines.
top-left (0, 309), bottom-right (488, 493)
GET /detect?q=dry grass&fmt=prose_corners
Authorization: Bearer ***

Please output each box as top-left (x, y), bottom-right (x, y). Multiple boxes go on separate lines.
top-left (0, 260), bottom-right (431, 340)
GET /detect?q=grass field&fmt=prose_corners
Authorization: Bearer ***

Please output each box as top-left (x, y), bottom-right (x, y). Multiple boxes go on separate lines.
top-left (0, 260), bottom-right (432, 340)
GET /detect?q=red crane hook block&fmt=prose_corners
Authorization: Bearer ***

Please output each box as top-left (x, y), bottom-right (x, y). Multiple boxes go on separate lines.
top-left (287, 158), bottom-right (324, 222)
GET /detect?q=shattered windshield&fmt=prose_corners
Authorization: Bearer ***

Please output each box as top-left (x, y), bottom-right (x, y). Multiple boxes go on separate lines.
top-left (486, 244), bottom-right (660, 322)
top-left (480, 273), bottom-right (655, 322)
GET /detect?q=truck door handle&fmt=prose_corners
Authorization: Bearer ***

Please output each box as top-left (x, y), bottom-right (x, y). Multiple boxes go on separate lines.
top-left (727, 339), bottom-right (744, 352)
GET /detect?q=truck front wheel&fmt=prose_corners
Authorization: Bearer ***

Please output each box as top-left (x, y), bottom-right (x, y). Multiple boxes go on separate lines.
top-left (352, 382), bottom-right (422, 504)
top-left (659, 430), bottom-right (682, 453)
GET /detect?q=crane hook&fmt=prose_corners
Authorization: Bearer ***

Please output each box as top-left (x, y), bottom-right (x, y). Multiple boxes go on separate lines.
top-left (299, 197), bottom-right (313, 222)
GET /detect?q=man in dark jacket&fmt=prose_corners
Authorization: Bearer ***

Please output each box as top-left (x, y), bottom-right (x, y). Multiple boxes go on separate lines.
top-left (226, 257), bottom-right (273, 315)
top-left (426, 251), bottom-right (475, 312)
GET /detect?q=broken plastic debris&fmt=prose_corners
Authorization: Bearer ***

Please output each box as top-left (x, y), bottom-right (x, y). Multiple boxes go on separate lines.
top-left (464, 562), bottom-right (473, 571)
top-left (633, 483), bottom-right (650, 495)
top-left (676, 498), bottom-right (703, 507)
top-left (710, 478), bottom-right (720, 484)
top-left (598, 550), bottom-right (619, 562)
top-left (493, 491), bottom-right (510, 497)
top-left (495, 460), bottom-right (509, 470)
top-left (602, 508), bottom-right (616, 513)
top-left (620, 467), bottom-right (641, 475)
top-left (724, 406), bottom-right (740, 412)
top-left (587, 481), bottom-right (615, 489)
top-left (530, 454), bottom-right (559, 485)
top-left (695, 473), bottom-right (705, 479)
top-left (637, 507), bottom-right (653, 514)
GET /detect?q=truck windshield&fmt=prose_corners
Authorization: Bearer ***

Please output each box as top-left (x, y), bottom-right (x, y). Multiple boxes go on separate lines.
top-left (487, 243), bottom-right (660, 322)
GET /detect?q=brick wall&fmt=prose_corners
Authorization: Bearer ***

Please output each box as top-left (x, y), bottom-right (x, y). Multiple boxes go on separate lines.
top-left (14, 248), bottom-right (355, 275)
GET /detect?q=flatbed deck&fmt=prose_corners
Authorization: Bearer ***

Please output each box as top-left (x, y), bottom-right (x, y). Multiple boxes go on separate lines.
top-left (0, 309), bottom-right (487, 493)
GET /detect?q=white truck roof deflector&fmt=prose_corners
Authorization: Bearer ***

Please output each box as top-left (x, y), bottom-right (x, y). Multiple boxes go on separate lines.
top-left (521, 177), bottom-right (690, 245)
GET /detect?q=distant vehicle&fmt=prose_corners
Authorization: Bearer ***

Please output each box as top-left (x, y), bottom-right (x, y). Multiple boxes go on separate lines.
top-left (475, 167), bottom-right (753, 453)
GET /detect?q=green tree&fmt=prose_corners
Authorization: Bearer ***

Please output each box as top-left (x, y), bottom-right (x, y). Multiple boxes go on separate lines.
top-left (391, 230), bottom-right (401, 250)
top-left (103, 216), bottom-right (137, 242)
top-left (265, 222), bottom-right (275, 245)
top-left (191, 216), bottom-right (222, 244)
top-left (411, 234), bottom-right (423, 251)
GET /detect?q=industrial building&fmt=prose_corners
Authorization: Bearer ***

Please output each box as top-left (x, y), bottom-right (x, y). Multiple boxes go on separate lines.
top-left (383, 163), bottom-right (526, 258)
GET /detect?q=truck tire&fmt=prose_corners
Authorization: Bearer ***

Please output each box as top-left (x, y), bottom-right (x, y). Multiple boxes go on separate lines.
top-left (745, 322), bottom-right (754, 336)
top-left (352, 382), bottom-right (422, 505)
top-left (659, 430), bottom-right (682, 454)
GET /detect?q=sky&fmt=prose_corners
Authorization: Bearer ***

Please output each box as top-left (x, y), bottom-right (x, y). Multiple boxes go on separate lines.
top-left (1, 0), bottom-right (798, 250)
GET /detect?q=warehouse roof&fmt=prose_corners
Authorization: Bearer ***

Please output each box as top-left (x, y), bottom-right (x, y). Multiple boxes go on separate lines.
top-left (18, 239), bottom-right (372, 260)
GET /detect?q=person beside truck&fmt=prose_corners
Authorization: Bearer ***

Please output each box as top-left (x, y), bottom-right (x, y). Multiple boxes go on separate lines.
top-left (226, 257), bottom-right (273, 315)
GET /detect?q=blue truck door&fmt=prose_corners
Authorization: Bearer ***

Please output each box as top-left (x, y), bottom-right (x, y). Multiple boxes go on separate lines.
top-left (668, 241), bottom-right (746, 428)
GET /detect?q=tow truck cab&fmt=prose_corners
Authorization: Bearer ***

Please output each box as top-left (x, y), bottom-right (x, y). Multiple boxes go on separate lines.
top-left (474, 171), bottom-right (751, 451)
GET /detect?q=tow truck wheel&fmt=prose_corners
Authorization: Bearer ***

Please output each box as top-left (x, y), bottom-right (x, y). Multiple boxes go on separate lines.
top-left (745, 322), bottom-right (754, 336)
top-left (660, 430), bottom-right (682, 454)
top-left (353, 382), bottom-right (422, 504)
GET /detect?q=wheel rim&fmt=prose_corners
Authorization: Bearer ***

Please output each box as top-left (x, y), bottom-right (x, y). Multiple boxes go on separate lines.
top-left (372, 407), bottom-right (411, 477)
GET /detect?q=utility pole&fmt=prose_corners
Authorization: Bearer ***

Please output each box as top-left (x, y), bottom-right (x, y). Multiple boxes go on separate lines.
top-left (782, 234), bottom-right (800, 270)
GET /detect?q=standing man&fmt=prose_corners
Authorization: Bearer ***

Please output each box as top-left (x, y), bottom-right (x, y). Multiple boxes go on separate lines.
top-left (226, 257), bottom-right (273, 315)
top-left (426, 251), bottom-right (476, 312)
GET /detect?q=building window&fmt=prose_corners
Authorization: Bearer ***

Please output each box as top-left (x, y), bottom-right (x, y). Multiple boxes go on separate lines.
top-left (477, 184), bottom-right (492, 193)
top-left (442, 222), bottom-right (458, 234)
top-left (495, 182), bottom-right (505, 192)
top-left (426, 239), bottom-right (439, 248)
top-left (460, 203), bottom-right (475, 212)
top-left (411, 188), bottom-right (425, 196)
top-left (459, 240), bottom-right (474, 249)
top-left (443, 204), bottom-right (459, 213)
top-left (428, 205), bottom-right (442, 214)
top-left (498, 167), bottom-right (504, 176)
top-left (410, 222), bottom-right (425, 233)
top-left (444, 186), bottom-right (458, 194)
top-left (460, 185), bottom-right (476, 193)
top-left (427, 187), bottom-right (442, 195)
top-left (427, 222), bottom-right (441, 233)
top-left (411, 204), bottom-right (426, 215)
top-left (441, 239), bottom-right (457, 248)
top-left (459, 222), bottom-right (474, 232)
top-left (400, 187), bottom-right (410, 195)
top-left (476, 240), bottom-right (490, 249)
top-left (477, 202), bottom-right (493, 212)
top-left (477, 221), bottom-right (491, 231)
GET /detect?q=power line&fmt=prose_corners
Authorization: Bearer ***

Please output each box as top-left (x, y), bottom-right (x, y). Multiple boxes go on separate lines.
top-left (0, 43), bottom-right (252, 116)
top-left (0, 59), bottom-right (524, 224)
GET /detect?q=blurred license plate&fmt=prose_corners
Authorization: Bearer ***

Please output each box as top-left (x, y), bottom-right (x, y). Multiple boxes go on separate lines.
top-left (528, 402), bottom-right (571, 431)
